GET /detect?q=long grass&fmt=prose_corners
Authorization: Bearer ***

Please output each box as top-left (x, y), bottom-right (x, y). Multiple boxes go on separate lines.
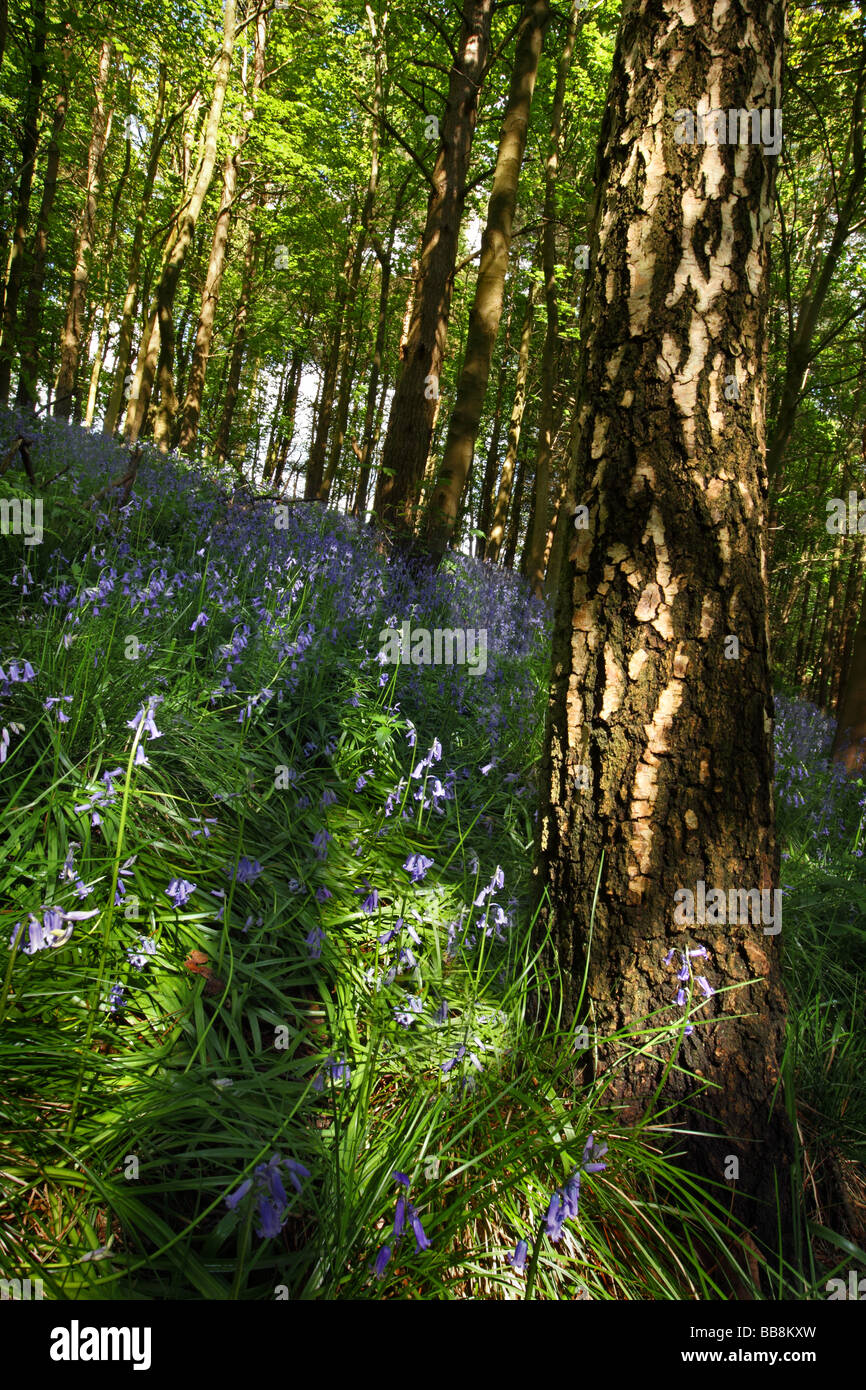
top-left (0, 413), bottom-right (861, 1299)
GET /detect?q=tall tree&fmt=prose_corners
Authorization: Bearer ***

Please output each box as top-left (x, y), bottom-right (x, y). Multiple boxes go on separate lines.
top-left (126, 0), bottom-right (236, 448)
top-left (425, 0), bottom-right (550, 557)
top-left (54, 36), bottom-right (113, 420)
top-left (178, 1), bottom-right (267, 453)
top-left (372, 0), bottom-right (495, 534)
top-left (14, 23), bottom-right (73, 407)
top-left (533, 0), bottom-right (793, 1257)
top-left (523, 0), bottom-right (581, 594)
top-left (0, 0), bottom-right (47, 406)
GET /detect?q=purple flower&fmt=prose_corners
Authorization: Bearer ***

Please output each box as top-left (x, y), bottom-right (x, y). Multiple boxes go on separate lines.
top-left (127, 936), bottom-right (157, 969)
top-left (374, 1245), bottom-right (392, 1279)
top-left (404, 852), bottom-right (434, 883)
top-left (362, 888), bottom-right (379, 914)
top-left (165, 878), bottom-right (196, 908)
top-left (305, 926), bottom-right (326, 960)
top-left (408, 1204), bottom-right (430, 1253)
top-left (108, 982), bottom-right (126, 1014)
top-left (312, 828), bottom-right (332, 860)
top-left (580, 1133), bottom-right (608, 1174)
top-left (224, 1154), bottom-right (308, 1239)
top-left (190, 612), bottom-right (209, 631)
top-left (507, 1239), bottom-right (528, 1273)
top-left (392, 1172), bottom-right (411, 1187)
top-left (228, 856), bottom-right (262, 884)
top-left (394, 1193), bottom-right (406, 1238)
top-left (544, 1192), bottom-right (566, 1243)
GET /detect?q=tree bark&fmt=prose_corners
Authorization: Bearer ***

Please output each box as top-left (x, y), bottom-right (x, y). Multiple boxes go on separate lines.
top-left (213, 219), bottom-right (259, 470)
top-left (0, 0), bottom-right (47, 406)
top-left (523, 0), bottom-right (581, 594)
top-left (305, 229), bottom-right (355, 499)
top-left (15, 23), bottom-right (73, 408)
top-left (533, 0), bottom-right (793, 1259)
top-left (144, 0), bottom-right (236, 449)
top-left (486, 279), bottom-right (537, 561)
top-left (54, 37), bottom-right (113, 420)
top-left (425, 0), bottom-right (550, 556)
top-left (103, 64), bottom-right (168, 436)
top-left (178, 3), bottom-right (266, 453)
top-left (372, 0), bottom-right (495, 533)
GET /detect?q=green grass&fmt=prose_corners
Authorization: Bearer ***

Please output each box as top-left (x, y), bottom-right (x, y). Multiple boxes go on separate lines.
top-left (0, 421), bottom-right (863, 1300)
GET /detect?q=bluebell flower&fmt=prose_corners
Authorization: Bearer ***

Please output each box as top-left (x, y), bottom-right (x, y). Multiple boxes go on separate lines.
top-left (507, 1238), bottom-right (528, 1273)
top-left (404, 852), bottom-right (434, 883)
top-left (165, 878), bottom-right (196, 908)
top-left (374, 1245), bottom-right (392, 1278)
top-left (408, 1204), bottom-right (431, 1252)
top-left (305, 926), bottom-right (325, 960)
top-left (544, 1192), bottom-right (565, 1243)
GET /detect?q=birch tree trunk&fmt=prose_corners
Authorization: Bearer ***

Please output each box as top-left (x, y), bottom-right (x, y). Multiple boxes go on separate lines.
top-left (533, 0), bottom-right (793, 1257)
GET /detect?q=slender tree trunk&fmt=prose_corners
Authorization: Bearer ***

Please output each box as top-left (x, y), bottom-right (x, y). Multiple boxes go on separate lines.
top-left (142, 0), bottom-right (236, 449)
top-left (54, 37), bottom-right (113, 420)
top-left (0, 0), bottom-right (47, 405)
top-left (179, 4), bottom-right (266, 453)
top-left (832, 577), bottom-right (866, 771)
top-left (103, 64), bottom-right (168, 435)
top-left (426, 0), bottom-right (550, 555)
top-left (767, 57), bottom-right (866, 487)
top-left (15, 24), bottom-right (73, 408)
top-left (486, 280), bottom-right (537, 561)
top-left (213, 220), bottom-right (259, 469)
top-left (83, 122), bottom-right (132, 425)
top-left (475, 281), bottom-right (515, 557)
top-left (792, 575), bottom-right (813, 689)
top-left (373, 0), bottom-right (495, 532)
top-left (533, 0), bottom-right (793, 1259)
top-left (524, 0), bottom-right (580, 594)
top-left (503, 443), bottom-right (528, 569)
top-left (305, 233), bottom-right (354, 498)
top-left (352, 221), bottom-right (396, 518)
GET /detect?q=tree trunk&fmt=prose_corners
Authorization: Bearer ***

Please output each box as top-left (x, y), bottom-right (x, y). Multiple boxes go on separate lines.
top-left (372, 0), bottom-right (495, 533)
top-left (767, 55), bottom-right (866, 487)
top-left (83, 121), bottom-right (132, 425)
top-left (486, 280), bottom-right (536, 561)
top-left (178, 4), bottom-right (266, 453)
top-left (425, 0), bottom-right (550, 555)
top-left (54, 37), bottom-right (113, 420)
top-left (15, 24), bottom-right (73, 408)
top-left (142, 0), bottom-right (236, 449)
top-left (475, 279), bottom-right (515, 557)
top-left (103, 64), bottom-right (168, 435)
top-left (0, 0), bottom-right (47, 406)
top-left (524, 0), bottom-right (581, 594)
top-left (305, 232), bottom-right (355, 499)
top-left (213, 220), bottom-right (259, 470)
top-left (352, 220), bottom-right (397, 518)
top-left (832, 577), bottom-right (866, 771)
top-left (533, 0), bottom-right (793, 1259)
top-left (503, 442), bottom-right (528, 570)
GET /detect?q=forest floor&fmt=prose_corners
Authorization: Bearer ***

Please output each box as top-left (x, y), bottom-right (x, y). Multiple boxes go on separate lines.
top-left (1, 413), bottom-right (864, 1299)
